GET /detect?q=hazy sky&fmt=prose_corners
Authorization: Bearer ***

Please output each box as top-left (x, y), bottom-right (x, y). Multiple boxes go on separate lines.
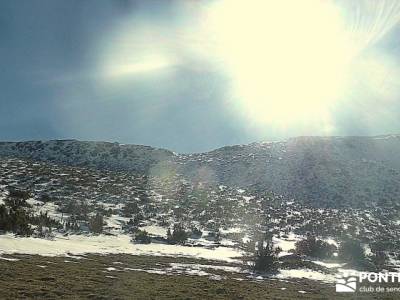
top-left (1, 0), bottom-right (400, 152)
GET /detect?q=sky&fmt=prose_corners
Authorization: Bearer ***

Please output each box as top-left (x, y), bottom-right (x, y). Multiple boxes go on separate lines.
top-left (1, 0), bottom-right (400, 153)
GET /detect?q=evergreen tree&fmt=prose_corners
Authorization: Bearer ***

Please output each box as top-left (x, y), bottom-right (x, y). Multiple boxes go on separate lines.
top-left (88, 213), bottom-right (104, 234)
top-left (339, 239), bottom-right (366, 266)
top-left (247, 234), bottom-right (281, 273)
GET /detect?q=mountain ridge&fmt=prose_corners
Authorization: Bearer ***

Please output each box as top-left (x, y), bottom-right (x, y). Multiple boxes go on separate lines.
top-left (1, 134), bottom-right (399, 207)
top-left (2, 133), bottom-right (400, 154)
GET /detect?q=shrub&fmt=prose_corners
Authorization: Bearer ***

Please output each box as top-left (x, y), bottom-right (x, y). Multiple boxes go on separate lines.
top-left (248, 237), bottom-right (281, 273)
top-left (105, 208), bottom-right (113, 217)
top-left (134, 230), bottom-right (151, 244)
top-left (123, 202), bottom-right (140, 217)
top-left (295, 235), bottom-right (336, 259)
top-left (32, 211), bottom-right (61, 231)
top-left (10, 210), bottom-right (32, 236)
top-left (0, 200), bottom-right (33, 236)
top-left (65, 217), bottom-right (80, 232)
top-left (190, 227), bottom-right (203, 239)
top-left (0, 205), bottom-right (9, 230)
top-left (8, 188), bottom-right (31, 200)
top-left (58, 200), bottom-right (92, 220)
top-left (39, 194), bottom-right (53, 203)
top-left (207, 230), bottom-right (221, 243)
top-left (369, 241), bottom-right (388, 270)
top-left (88, 213), bottom-right (104, 234)
top-left (339, 239), bottom-right (366, 266)
top-left (167, 224), bottom-right (188, 244)
top-left (4, 197), bottom-right (30, 210)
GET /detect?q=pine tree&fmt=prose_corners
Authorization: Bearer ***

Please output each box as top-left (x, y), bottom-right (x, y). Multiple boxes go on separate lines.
top-left (88, 213), bottom-right (104, 234)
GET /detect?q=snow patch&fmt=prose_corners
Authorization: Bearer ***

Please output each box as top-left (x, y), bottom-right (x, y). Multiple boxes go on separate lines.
top-left (0, 233), bottom-right (242, 262)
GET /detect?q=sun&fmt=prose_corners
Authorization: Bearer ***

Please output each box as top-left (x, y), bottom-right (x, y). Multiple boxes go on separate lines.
top-left (203, 0), bottom-right (356, 127)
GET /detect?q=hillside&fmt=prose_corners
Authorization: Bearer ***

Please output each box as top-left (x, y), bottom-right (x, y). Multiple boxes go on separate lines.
top-left (1, 135), bottom-right (400, 207)
top-left (1, 154), bottom-right (399, 263)
top-left (179, 135), bottom-right (400, 207)
top-left (0, 146), bottom-right (399, 297)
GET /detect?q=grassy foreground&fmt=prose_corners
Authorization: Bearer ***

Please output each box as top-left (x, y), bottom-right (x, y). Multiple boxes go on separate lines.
top-left (0, 253), bottom-right (395, 299)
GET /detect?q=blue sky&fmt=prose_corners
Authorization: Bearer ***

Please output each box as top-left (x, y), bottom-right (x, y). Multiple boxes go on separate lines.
top-left (1, 0), bottom-right (400, 152)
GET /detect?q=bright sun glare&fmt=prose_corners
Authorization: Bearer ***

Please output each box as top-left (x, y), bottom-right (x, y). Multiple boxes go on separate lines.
top-left (100, 0), bottom-right (400, 130)
top-left (204, 0), bottom-right (355, 127)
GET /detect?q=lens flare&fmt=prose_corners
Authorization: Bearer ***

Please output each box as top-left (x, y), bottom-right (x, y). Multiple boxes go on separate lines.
top-left (105, 55), bottom-right (171, 78)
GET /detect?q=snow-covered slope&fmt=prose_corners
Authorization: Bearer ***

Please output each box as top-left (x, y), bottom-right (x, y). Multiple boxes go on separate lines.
top-left (1, 135), bottom-right (400, 207)
top-left (178, 135), bottom-right (400, 207)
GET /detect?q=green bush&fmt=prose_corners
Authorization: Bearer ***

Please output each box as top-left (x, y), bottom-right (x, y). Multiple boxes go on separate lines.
top-left (88, 213), bottom-right (104, 234)
top-left (0, 199), bottom-right (33, 236)
top-left (39, 194), bottom-right (53, 203)
top-left (32, 211), bottom-right (61, 228)
top-left (134, 230), bottom-right (151, 244)
top-left (248, 237), bottom-right (281, 273)
top-left (295, 235), bottom-right (336, 259)
top-left (339, 239), bottom-right (366, 266)
top-left (65, 218), bottom-right (80, 232)
top-left (167, 224), bottom-right (188, 245)
top-left (58, 200), bottom-right (92, 220)
top-left (190, 227), bottom-right (203, 238)
top-left (369, 241), bottom-right (388, 270)
top-left (4, 197), bottom-right (30, 210)
top-left (8, 188), bottom-right (31, 200)
top-left (123, 202), bottom-right (140, 217)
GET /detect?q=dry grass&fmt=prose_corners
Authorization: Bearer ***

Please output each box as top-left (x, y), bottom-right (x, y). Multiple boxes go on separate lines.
top-left (0, 254), bottom-right (394, 299)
